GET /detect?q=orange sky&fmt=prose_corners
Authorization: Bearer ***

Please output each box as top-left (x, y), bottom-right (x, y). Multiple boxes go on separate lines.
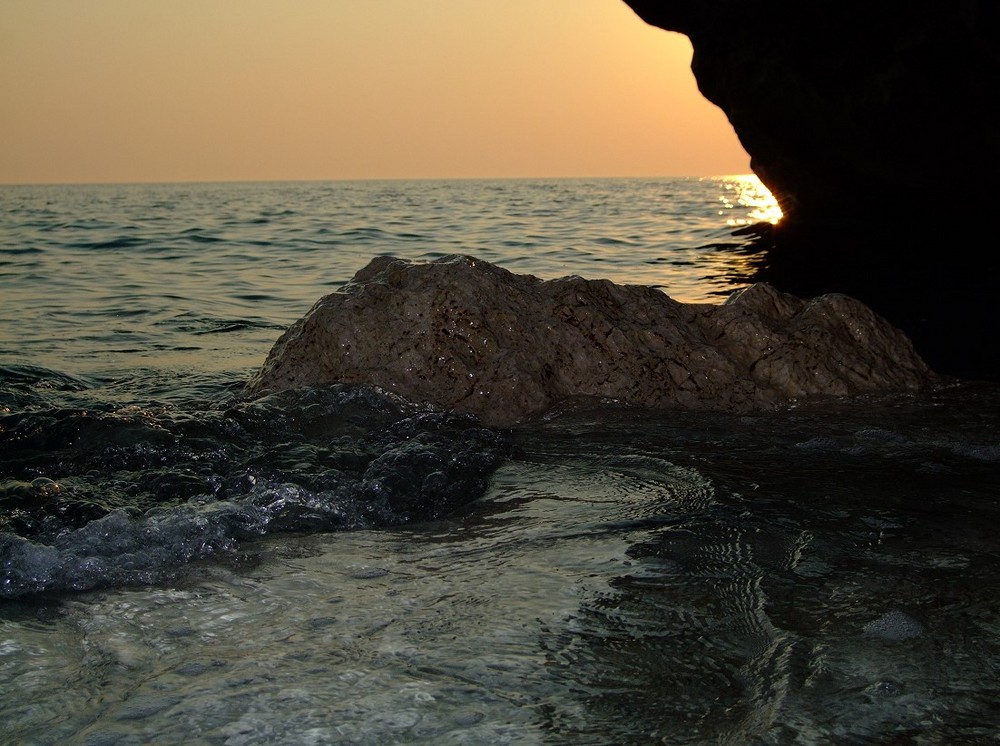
top-left (0, 0), bottom-right (749, 185)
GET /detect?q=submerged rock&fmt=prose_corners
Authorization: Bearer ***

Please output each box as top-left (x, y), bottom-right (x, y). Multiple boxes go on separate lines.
top-left (245, 255), bottom-right (931, 427)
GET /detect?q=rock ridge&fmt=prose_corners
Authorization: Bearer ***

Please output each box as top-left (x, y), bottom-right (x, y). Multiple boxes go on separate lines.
top-left (245, 255), bottom-right (931, 427)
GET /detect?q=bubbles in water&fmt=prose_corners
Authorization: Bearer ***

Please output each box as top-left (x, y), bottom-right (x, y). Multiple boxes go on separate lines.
top-left (863, 610), bottom-right (925, 641)
top-left (30, 477), bottom-right (61, 496)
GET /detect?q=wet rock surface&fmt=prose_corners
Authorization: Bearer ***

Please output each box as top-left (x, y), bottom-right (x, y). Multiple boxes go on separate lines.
top-left (246, 255), bottom-right (932, 426)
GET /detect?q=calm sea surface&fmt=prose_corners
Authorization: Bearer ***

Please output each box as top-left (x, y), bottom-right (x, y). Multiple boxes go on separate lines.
top-left (0, 178), bottom-right (776, 383)
top-left (1, 178), bottom-right (998, 744)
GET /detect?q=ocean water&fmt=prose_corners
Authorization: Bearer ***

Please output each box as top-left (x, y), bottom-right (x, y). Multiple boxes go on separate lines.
top-left (1, 178), bottom-right (998, 744)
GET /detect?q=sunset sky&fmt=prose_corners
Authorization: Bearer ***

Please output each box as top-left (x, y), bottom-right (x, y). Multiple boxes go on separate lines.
top-left (0, 0), bottom-right (750, 185)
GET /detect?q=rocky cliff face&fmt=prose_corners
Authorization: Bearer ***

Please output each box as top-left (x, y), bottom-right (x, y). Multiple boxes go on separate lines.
top-left (623, 0), bottom-right (1000, 380)
top-left (246, 255), bottom-right (931, 427)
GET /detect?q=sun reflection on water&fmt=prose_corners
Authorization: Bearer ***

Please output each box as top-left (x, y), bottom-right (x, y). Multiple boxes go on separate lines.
top-left (717, 175), bottom-right (782, 225)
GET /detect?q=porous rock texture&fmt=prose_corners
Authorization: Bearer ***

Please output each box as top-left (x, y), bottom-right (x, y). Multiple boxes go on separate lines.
top-left (245, 255), bottom-right (931, 427)
top-left (622, 0), bottom-right (1000, 380)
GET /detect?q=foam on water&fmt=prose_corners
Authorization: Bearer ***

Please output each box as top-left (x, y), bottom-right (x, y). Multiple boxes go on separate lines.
top-left (863, 610), bottom-right (925, 641)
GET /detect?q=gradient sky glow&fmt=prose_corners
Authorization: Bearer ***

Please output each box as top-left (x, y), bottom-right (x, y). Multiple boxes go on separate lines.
top-left (1, 0), bottom-right (750, 185)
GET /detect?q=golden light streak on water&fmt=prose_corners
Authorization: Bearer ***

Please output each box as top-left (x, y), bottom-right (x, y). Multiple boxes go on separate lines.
top-left (716, 175), bottom-right (782, 225)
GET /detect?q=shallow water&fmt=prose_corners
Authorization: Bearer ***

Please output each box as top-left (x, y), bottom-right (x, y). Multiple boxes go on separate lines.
top-left (3, 383), bottom-right (999, 744)
top-left (2, 178), bottom-right (999, 743)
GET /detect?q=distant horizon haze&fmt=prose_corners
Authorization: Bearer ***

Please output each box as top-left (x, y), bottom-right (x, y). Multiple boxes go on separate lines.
top-left (0, 1), bottom-right (750, 185)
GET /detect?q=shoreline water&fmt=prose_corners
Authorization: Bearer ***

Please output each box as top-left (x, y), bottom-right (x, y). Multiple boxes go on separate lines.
top-left (2, 177), bottom-right (998, 742)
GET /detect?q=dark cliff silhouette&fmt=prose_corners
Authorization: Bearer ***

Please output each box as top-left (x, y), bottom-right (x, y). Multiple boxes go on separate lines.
top-left (624, 0), bottom-right (1000, 380)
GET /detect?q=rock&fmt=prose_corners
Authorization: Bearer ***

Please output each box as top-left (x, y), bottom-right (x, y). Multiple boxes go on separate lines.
top-left (622, 0), bottom-right (999, 231)
top-left (245, 255), bottom-right (932, 427)
top-left (621, 1), bottom-right (1000, 380)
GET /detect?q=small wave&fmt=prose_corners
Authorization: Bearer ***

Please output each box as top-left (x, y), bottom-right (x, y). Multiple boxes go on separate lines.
top-left (593, 236), bottom-right (639, 247)
top-left (43, 220), bottom-right (114, 232)
top-left (0, 363), bottom-right (92, 390)
top-left (0, 246), bottom-right (43, 255)
top-left (182, 233), bottom-right (224, 243)
top-left (70, 236), bottom-right (147, 250)
top-left (189, 320), bottom-right (274, 335)
top-left (232, 293), bottom-right (282, 303)
top-left (340, 227), bottom-right (389, 239)
top-left (0, 385), bottom-right (507, 598)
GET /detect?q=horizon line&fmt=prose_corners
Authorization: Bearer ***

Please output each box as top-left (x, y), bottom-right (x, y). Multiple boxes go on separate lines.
top-left (0, 173), bottom-right (757, 188)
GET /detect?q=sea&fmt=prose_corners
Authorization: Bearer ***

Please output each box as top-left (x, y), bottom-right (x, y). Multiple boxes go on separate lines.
top-left (1, 177), bottom-right (998, 745)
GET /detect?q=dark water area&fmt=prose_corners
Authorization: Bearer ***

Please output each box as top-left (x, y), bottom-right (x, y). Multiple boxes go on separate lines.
top-left (1, 179), bottom-right (999, 743)
top-left (0, 378), bottom-right (505, 598)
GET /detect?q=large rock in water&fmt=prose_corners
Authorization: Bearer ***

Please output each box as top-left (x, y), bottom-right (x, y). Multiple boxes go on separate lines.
top-left (246, 255), bottom-right (931, 427)
top-left (622, 0), bottom-right (1000, 381)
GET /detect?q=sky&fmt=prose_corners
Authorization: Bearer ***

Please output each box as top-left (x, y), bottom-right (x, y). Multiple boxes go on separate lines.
top-left (0, 0), bottom-right (750, 185)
